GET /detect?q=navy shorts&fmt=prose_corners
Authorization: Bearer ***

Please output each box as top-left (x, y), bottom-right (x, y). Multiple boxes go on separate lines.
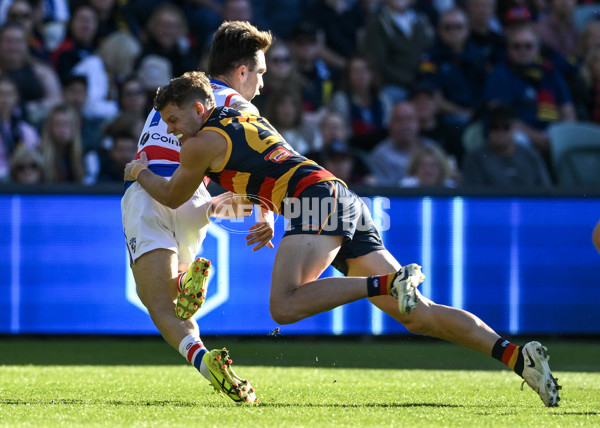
top-left (282, 180), bottom-right (385, 275)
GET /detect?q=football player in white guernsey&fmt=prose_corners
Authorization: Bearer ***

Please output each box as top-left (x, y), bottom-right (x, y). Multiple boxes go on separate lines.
top-left (121, 21), bottom-right (273, 403)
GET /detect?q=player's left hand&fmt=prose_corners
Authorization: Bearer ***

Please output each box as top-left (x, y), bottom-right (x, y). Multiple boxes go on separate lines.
top-left (124, 152), bottom-right (148, 181)
top-left (246, 207), bottom-right (275, 251)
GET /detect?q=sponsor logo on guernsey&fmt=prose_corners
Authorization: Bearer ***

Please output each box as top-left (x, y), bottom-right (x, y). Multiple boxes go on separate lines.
top-left (150, 111), bottom-right (161, 127)
top-left (264, 147), bottom-right (292, 163)
top-left (129, 237), bottom-right (137, 253)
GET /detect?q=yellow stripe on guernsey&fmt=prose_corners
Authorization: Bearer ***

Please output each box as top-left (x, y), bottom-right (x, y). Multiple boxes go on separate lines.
top-left (271, 160), bottom-right (318, 208)
top-left (231, 116), bottom-right (282, 154)
top-left (231, 172), bottom-right (251, 195)
top-left (203, 127), bottom-right (233, 173)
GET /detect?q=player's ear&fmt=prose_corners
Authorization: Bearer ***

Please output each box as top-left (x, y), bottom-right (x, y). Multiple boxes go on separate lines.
top-left (194, 101), bottom-right (205, 116)
top-left (237, 64), bottom-right (247, 81)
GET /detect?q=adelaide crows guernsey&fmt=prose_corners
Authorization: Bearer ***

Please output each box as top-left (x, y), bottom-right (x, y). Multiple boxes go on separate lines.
top-left (204, 107), bottom-right (342, 213)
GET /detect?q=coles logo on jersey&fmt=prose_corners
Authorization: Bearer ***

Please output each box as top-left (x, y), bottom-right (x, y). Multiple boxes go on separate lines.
top-left (264, 147), bottom-right (292, 163)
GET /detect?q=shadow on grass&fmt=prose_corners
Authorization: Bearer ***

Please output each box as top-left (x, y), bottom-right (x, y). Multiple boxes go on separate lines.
top-left (0, 335), bottom-right (598, 371)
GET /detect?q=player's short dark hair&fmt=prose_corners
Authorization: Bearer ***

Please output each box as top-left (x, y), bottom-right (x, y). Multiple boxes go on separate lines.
top-left (208, 20), bottom-right (273, 76)
top-left (154, 71), bottom-right (216, 111)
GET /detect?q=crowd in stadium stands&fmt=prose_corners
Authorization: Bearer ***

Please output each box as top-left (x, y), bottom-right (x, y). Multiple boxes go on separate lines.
top-left (1, 0), bottom-right (599, 188)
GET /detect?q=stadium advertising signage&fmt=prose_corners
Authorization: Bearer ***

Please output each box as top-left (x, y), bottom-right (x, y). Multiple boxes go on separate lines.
top-left (0, 193), bottom-right (599, 335)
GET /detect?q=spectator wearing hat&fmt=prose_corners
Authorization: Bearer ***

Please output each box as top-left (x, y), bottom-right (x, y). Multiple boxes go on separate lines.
top-left (462, 104), bottom-right (553, 187)
top-left (322, 139), bottom-right (376, 186)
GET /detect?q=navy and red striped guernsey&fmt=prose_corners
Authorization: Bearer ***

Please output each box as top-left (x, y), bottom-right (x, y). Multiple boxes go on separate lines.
top-left (203, 107), bottom-right (344, 213)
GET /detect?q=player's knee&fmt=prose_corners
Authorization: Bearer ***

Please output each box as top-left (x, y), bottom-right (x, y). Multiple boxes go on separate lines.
top-left (269, 300), bottom-right (302, 325)
top-left (399, 308), bottom-right (432, 335)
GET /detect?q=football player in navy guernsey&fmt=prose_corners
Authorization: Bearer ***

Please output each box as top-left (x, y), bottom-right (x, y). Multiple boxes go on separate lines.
top-left (126, 70), bottom-right (561, 407)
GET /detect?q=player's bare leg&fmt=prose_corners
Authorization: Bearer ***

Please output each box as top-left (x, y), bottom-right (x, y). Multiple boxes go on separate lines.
top-left (346, 249), bottom-right (560, 406)
top-left (346, 249), bottom-right (499, 354)
top-left (269, 234), bottom-right (371, 325)
top-left (132, 249), bottom-right (257, 403)
top-left (131, 248), bottom-right (196, 349)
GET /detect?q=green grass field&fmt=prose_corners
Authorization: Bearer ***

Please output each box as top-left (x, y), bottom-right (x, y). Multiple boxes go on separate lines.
top-left (1, 336), bottom-right (599, 427)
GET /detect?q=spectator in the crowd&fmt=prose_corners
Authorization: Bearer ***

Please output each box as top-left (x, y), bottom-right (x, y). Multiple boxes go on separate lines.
top-left (576, 17), bottom-right (600, 61)
top-left (303, 0), bottom-right (366, 72)
top-left (306, 110), bottom-right (376, 185)
top-left (363, 0), bottom-right (434, 103)
top-left (5, 0), bottom-right (47, 61)
top-left (328, 55), bottom-right (392, 153)
top-left (9, 145), bottom-right (44, 183)
top-left (0, 75), bottom-right (40, 181)
top-left (61, 74), bottom-right (103, 152)
top-left (252, 0), bottom-right (306, 41)
top-left (410, 82), bottom-right (462, 164)
top-left (321, 139), bottom-right (376, 186)
top-left (288, 20), bottom-right (336, 128)
top-left (50, 3), bottom-right (100, 84)
top-left (462, 104), bottom-right (553, 187)
top-left (536, 0), bottom-right (579, 61)
top-left (400, 144), bottom-right (456, 188)
top-left (0, 22), bottom-right (62, 126)
top-left (134, 2), bottom-right (197, 84)
top-left (179, 0), bottom-right (224, 51)
top-left (419, 7), bottom-right (487, 144)
top-left (369, 101), bottom-right (440, 186)
top-left (264, 89), bottom-right (315, 155)
top-left (254, 39), bottom-right (306, 114)
top-left (83, 0), bottom-right (138, 42)
top-left (484, 23), bottom-right (576, 161)
top-left (96, 130), bottom-right (137, 183)
top-left (39, 104), bottom-right (87, 183)
top-left (465, 0), bottom-right (505, 67)
top-left (117, 75), bottom-right (151, 119)
top-left (571, 45), bottom-right (600, 122)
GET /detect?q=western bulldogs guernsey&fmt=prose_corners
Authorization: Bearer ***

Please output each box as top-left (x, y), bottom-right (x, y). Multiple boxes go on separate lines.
top-left (134, 79), bottom-right (258, 178)
top-left (204, 107), bottom-right (342, 213)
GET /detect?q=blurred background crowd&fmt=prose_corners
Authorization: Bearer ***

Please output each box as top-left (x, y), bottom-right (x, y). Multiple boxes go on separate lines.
top-left (1, 0), bottom-right (600, 189)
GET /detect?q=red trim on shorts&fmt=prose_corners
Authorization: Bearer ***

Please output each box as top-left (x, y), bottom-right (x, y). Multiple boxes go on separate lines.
top-left (292, 170), bottom-right (339, 198)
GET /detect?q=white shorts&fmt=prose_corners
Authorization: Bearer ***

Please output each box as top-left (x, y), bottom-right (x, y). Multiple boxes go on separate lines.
top-left (121, 181), bottom-right (212, 264)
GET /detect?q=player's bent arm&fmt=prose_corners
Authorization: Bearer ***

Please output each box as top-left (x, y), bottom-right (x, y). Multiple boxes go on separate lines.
top-left (136, 132), bottom-right (226, 209)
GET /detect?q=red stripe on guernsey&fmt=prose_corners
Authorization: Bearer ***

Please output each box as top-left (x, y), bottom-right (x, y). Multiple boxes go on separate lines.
top-left (292, 169), bottom-right (338, 198)
top-left (203, 177), bottom-right (211, 187)
top-left (138, 145), bottom-right (180, 162)
top-left (224, 93), bottom-right (235, 107)
top-left (187, 343), bottom-right (202, 363)
top-left (258, 177), bottom-right (277, 212)
top-left (501, 343), bottom-right (518, 366)
top-left (218, 170), bottom-right (237, 191)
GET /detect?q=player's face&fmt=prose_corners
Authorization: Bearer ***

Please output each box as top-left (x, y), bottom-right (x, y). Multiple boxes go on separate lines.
top-left (160, 102), bottom-right (204, 143)
top-left (240, 50), bottom-right (266, 101)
